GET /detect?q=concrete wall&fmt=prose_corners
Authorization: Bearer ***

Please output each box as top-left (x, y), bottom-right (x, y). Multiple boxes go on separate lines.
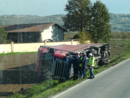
top-left (0, 41), bottom-right (89, 53)
top-left (0, 44), bottom-right (12, 53)
top-left (41, 25), bottom-right (64, 41)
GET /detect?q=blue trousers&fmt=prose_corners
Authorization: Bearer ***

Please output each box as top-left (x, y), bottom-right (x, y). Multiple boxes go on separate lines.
top-left (83, 68), bottom-right (86, 77)
top-left (90, 67), bottom-right (94, 78)
top-left (79, 67), bottom-right (83, 78)
top-left (73, 67), bottom-right (78, 80)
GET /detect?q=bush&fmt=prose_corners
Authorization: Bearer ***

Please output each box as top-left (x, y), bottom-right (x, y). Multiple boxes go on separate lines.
top-left (78, 30), bottom-right (92, 44)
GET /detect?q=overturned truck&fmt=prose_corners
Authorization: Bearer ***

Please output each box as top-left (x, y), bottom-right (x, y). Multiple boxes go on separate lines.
top-left (35, 43), bottom-right (110, 81)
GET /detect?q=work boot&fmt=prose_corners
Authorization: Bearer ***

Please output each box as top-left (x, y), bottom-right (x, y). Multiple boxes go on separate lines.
top-left (83, 76), bottom-right (87, 79)
top-left (88, 76), bottom-right (93, 79)
top-left (91, 76), bottom-right (95, 79)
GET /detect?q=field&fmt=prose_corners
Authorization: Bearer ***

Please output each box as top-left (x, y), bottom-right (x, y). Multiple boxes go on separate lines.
top-left (109, 39), bottom-right (130, 56)
top-left (0, 39), bottom-right (130, 98)
top-left (0, 53), bottom-right (37, 98)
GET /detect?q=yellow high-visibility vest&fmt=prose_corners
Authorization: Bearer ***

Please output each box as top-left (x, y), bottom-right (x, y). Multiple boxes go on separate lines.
top-left (88, 57), bottom-right (95, 66)
top-left (79, 57), bottom-right (83, 67)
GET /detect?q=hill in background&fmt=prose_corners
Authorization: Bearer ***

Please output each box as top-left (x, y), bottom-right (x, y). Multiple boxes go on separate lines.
top-left (110, 13), bottom-right (130, 32)
top-left (0, 13), bottom-right (130, 32)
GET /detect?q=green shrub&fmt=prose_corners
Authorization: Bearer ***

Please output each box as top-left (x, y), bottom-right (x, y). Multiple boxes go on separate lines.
top-left (7, 93), bottom-right (25, 98)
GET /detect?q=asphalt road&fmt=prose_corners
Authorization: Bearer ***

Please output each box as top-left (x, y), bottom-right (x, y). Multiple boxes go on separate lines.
top-left (52, 58), bottom-right (130, 98)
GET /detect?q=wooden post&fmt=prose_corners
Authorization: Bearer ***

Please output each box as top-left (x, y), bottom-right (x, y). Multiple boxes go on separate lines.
top-left (11, 42), bottom-right (14, 52)
top-left (71, 40), bottom-right (73, 45)
top-left (44, 41), bottom-right (46, 46)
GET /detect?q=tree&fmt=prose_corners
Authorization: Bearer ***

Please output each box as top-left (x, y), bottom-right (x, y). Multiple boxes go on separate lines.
top-left (0, 26), bottom-right (8, 43)
top-left (90, 1), bottom-right (111, 43)
top-left (63, 0), bottom-right (91, 32)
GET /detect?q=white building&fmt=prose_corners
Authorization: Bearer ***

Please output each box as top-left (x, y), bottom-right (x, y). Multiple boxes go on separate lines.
top-left (3, 23), bottom-right (67, 43)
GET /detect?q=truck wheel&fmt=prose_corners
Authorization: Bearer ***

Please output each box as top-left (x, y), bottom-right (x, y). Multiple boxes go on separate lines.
top-left (98, 60), bottom-right (104, 66)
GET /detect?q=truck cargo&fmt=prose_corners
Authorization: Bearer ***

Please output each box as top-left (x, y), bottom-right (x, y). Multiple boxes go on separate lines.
top-left (35, 43), bottom-right (110, 81)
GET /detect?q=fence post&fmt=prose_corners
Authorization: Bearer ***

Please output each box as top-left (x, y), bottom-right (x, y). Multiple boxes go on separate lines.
top-left (44, 41), bottom-right (46, 46)
top-left (11, 42), bottom-right (14, 52)
top-left (71, 40), bottom-right (73, 45)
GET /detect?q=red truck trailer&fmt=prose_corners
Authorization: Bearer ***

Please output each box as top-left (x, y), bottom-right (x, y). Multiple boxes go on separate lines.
top-left (35, 43), bottom-right (110, 81)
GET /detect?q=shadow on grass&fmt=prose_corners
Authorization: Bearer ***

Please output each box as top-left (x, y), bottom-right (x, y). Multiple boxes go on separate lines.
top-left (0, 92), bottom-right (14, 97)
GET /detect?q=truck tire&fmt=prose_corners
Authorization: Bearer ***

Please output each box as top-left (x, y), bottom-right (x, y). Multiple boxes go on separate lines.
top-left (94, 50), bottom-right (98, 56)
top-left (98, 60), bottom-right (104, 66)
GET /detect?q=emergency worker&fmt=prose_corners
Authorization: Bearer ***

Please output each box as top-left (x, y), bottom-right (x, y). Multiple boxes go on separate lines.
top-left (79, 53), bottom-right (83, 78)
top-left (88, 53), bottom-right (95, 79)
top-left (66, 53), bottom-right (73, 79)
top-left (82, 52), bottom-right (88, 79)
top-left (73, 52), bottom-right (79, 80)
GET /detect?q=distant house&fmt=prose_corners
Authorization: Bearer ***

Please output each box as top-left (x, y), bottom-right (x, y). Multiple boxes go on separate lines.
top-left (3, 23), bottom-right (67, 43)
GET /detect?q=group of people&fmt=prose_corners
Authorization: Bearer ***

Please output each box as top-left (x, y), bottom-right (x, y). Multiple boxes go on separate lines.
top-left (66, 52), bottom-right (95, 80)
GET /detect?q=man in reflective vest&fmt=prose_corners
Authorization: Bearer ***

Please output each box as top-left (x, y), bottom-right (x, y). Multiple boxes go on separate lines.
top-left (88, 53), bottom-right (95, 79)
top-left (79, 53), bottom-right (83, 78)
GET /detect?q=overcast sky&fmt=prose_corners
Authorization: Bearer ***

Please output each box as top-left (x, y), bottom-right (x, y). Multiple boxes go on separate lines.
top-left (0, 0), bottom-right (130, 16)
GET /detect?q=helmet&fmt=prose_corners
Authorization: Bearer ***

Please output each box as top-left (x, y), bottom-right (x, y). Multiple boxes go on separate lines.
top-left (89, 53), bottom-right (93, 56)
top-left (82, 52), bottom-right (86, 55)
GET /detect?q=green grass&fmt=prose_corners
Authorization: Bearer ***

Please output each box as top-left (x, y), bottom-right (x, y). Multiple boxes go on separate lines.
top-left (0, 52), bottom-right (37, 55)
top-left (7, 79), bottom-right (59, 98)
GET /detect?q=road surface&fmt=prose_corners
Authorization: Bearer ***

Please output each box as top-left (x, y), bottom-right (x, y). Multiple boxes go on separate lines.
top-left (52, 58), bottom-right (130, 98)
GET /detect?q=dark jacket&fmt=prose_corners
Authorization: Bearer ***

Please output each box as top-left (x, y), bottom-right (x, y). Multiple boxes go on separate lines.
top-left (82, 55), bottom-right (87, 68)
top-left (73, 55), bottom-right (79, 68)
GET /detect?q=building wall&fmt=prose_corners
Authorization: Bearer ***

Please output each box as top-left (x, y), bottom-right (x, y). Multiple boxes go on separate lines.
top-left (7, 33), bottom-right (19, 43)
top-left (0, 44), bottom-right (11, 53)
top-left (41, 25), bottom-right (64, 41)
top-left (7, 32), bottom-right (40, 43)
top-left (22, 32), bottom-right (40, 43)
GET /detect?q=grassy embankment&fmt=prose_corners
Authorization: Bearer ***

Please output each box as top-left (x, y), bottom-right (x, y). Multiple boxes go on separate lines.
top-left (7, 39), bottom-right (130, 98)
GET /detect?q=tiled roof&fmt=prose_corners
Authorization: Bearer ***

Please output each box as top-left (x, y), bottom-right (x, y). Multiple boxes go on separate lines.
top-left (3, 23), bottom-right (67, 33)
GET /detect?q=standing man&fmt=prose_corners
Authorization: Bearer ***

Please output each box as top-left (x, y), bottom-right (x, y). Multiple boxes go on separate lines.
top-left (73, 52), bottom-right (79, 80)
top-left (88, 53), bottom-right (95, 79)
top-left (66, 53), bottom-right (71, 79)
top-left (79, 53), bottom-right (83, 78)
top-left (82, 52), bottom-right (88, 79)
